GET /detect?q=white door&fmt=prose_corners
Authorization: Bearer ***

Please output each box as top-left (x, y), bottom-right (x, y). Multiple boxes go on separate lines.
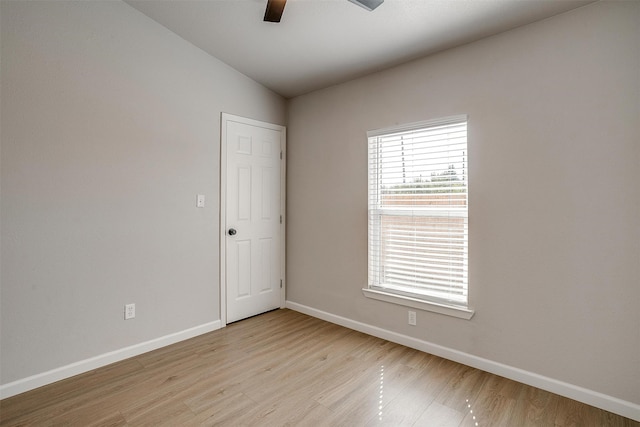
top-left (221, 113), bottom-right (285, 324)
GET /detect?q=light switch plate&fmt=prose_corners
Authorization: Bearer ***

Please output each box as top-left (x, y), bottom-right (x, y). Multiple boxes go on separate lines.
top-left (196, 194), bottom-right (205, 208)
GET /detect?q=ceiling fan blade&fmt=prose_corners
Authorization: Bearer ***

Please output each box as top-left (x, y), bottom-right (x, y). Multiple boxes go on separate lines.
top-left (264, 0), bottom-right (287, 23)
top-left (347, 0), bottom-right (384, 12)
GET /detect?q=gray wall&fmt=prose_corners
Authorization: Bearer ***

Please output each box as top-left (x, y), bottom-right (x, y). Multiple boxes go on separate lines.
top-left (287, 1), bottom-right (639, 404)
top-left (0, 0), bottom-right (285, 384)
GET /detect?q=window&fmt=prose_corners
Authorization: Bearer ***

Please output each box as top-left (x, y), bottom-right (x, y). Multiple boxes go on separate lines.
top-left (365, 115), bottom-right (473, 319)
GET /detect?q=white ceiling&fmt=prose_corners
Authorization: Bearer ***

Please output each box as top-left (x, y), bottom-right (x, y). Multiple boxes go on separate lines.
top-left (125, 0), bottom-right (594, 98)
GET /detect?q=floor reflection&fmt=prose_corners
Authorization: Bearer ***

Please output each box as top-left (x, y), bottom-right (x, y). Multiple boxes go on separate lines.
top-left (378, 365), bottom-right (384, 421)
top-left (466, 398), bottom-right (479, 426)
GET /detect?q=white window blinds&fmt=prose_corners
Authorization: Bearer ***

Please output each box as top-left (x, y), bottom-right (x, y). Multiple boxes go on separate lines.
top-left (368, 116), bottom-right (468, 308)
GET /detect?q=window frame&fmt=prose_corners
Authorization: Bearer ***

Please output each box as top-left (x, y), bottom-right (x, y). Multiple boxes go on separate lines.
top-left (363, 115), bottom-right (474, 320)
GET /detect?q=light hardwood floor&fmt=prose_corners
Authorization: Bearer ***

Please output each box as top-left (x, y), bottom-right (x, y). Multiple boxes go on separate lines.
top-left (1, 309), bottom-right (637, 426)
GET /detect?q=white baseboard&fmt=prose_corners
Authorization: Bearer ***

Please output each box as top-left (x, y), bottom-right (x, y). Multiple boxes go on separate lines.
top-left (285, 301), bottom-right (640, 422)
top-left (0, 320), bottom-right (221, 400)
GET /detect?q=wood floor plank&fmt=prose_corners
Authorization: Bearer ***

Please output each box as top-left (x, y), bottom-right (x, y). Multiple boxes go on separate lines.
top-left (1, 309), bottom-right (637, 426)
top-left (366, 355), bottom-right (457, 426)
top-left (508, 384), bottom-right (560, 426)
top-left (189, 391), bottom-right (259, 425)
top-left (0, 357), bottom-right (144, 424)
top-left (434, 362), bottom-right (490, 415)
top-left (415, 402), bottom-right (465, 427)
top-left (459, 373), bottom-right (522, 426)
top-left (319, 363), bottom-right (419, 425)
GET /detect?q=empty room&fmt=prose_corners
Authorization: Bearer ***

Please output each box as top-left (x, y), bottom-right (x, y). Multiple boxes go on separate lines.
top-left (1, 0), bottom-right (638, 425)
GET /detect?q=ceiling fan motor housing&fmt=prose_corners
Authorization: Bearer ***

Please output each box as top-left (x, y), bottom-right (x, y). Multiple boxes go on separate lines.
top-left (348, 0), bottom-right (384, 12)
top-left (264, 0), bottom-right (383, 23)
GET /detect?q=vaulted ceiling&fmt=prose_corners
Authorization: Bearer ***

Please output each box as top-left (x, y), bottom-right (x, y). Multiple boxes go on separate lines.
top-left (125, 0), bottom-right (594, 98)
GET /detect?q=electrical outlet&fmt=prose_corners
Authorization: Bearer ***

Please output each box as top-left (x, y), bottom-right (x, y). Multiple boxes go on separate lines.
top-left (125, 303), bottom-right (136, 320)
top-left (408, 310), bottom-right (416, 326)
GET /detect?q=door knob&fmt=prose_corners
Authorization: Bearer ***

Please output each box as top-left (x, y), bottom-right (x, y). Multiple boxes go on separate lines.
top-left (228, 228), bottom-right (237, 236)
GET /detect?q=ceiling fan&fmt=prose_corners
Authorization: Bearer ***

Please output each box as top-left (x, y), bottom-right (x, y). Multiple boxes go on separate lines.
top-left (264, 0), bottom-right (384, 23)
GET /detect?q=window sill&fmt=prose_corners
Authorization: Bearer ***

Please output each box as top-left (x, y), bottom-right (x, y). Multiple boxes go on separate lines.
top-left (362, 288), bottom-right (475, 320)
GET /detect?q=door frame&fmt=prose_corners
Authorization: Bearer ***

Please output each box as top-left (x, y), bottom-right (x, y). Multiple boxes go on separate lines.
top-left (219, 112), bottom-right (286, 327)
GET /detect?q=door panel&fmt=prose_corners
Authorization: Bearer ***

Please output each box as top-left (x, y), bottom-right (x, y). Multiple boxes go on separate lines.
top-left (224, 116), bottom-right (283, 323)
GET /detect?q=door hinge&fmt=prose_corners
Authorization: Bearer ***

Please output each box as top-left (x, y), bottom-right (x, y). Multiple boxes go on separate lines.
top-left (280, 215), bottom-right (282, 224)
top-left (280, 150), bottom-right (283, 160)
top-left (280, 279), bottom-right (283, 288)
